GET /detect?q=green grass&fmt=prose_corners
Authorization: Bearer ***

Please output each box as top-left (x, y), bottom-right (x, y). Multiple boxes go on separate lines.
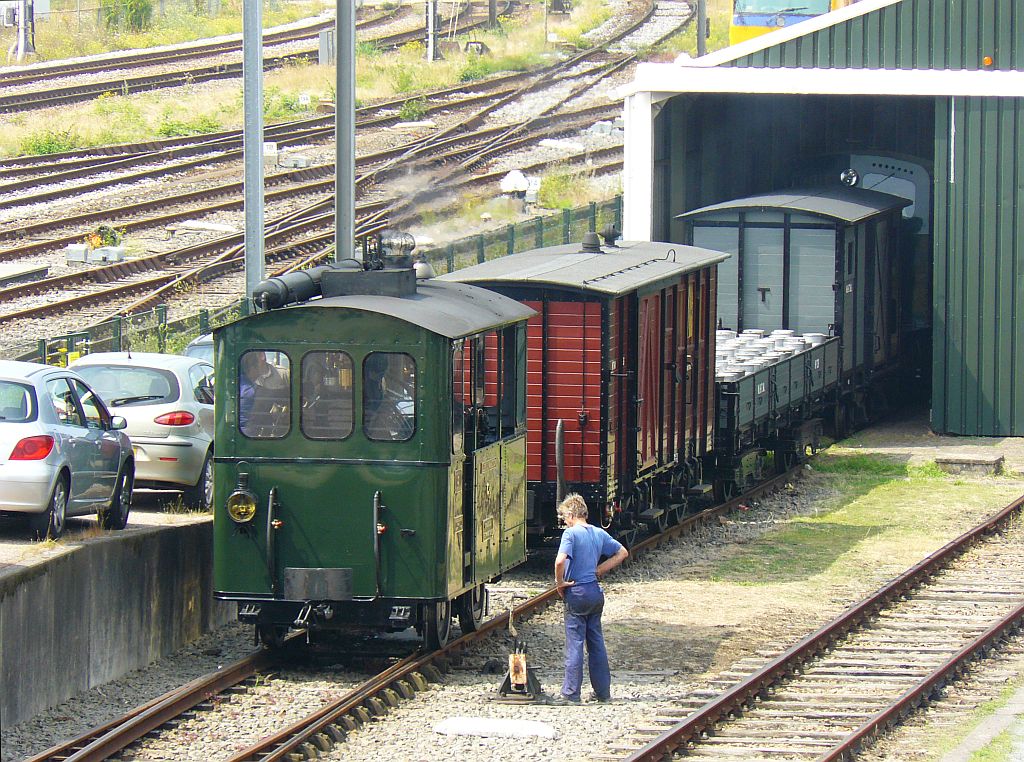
top-left (968, 731), bottom-right (1014, 762)
top-left (926, 677), bottom-right (1024, 759)
top-left (1, 0), bottom-right (621, 157)
top-left (21, 1), bottom-right (331, 61)
top-left (711, 450), bottom-right (1024, 587)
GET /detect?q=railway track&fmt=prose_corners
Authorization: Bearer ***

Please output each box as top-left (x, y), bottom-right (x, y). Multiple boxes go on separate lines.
top-left (26, 462), bottom-right (803, 762)
top-left (0, 2), bottom-right (502, 113)
top-left (0, 0), bottom-right (689, 353)
top-left (607, 493), bottom-right (1024, 761)
top-left (0, 133), bottom-right (624, 333)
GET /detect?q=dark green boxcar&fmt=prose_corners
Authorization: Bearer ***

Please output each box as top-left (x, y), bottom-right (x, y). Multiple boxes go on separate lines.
top-left (213, 267), bottom-right (533, 648)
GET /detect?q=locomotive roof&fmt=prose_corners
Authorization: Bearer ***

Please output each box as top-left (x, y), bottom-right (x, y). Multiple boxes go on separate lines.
top-left (295, 279), bottom-right (534, 339)
top-left (677, 186), bottom-right (911, 223)
top-left (439, 240), bottom-right (728, 296)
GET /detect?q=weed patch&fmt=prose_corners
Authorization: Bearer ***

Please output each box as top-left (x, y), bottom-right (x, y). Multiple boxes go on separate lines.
top-left (20, 128), bottom-right (83, 155)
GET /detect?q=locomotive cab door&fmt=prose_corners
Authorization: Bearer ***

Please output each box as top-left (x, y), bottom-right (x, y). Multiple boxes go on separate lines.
top-left (453, 326), bottom-right (528, 589)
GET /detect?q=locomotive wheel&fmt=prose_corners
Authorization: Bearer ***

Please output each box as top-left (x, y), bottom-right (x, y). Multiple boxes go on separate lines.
top-left (668, 502), bottom-right (686, 525)
top-left (257, 624), bottom-right (288, 649)
top-left (617, 525), bottom-right (638, 549)
top-left (457, 585), bottom-right (486, 633)
top-left (777, 450), bottom-right (797, 473)
top-left (654, 505), bottom-right (670, 533)
top-left (717, 480), bottom-right (736, 502)
top-left (424, 600), bottom-right (452, 650)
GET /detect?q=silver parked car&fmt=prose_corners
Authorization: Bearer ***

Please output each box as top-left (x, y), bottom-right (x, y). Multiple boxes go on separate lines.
top-left (71, 353), bottom-right (215, 510)
top-left (183, 333), bottom-right (214, 364)
top-left (0, 360), bottom-right (134, 539)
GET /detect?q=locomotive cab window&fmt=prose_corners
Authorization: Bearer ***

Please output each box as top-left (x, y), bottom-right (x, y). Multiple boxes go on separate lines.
top-left (363, 352), bottom-right (416, 441)
top-left (239, 350), bottom-right (291, 439)
top-left (301, 351), bottom-right (354, 440)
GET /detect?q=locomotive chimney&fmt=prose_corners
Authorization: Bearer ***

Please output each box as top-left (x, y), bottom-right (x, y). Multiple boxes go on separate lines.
top-left (580, 231), bottom-right (603, 254)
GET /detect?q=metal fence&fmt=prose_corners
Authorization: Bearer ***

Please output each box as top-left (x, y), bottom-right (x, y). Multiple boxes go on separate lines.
top-left (421, 197), bottom-right (624, 275)
top-left (7, 195), bottom-right (623, 365)
top-left (11, 300), bottom-right (248, 366)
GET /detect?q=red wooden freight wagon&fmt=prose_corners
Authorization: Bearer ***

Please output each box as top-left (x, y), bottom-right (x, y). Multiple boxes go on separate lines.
top-left (442, 232), bottom-right (727, 543)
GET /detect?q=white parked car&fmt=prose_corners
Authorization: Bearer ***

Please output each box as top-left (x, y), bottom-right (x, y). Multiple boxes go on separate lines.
top-left (0, 360), bottom-right (134, 539)
top-left (71, 353), bottom-right (215, 510)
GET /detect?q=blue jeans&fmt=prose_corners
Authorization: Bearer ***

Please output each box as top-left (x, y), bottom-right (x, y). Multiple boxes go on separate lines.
top-left (561, 581), bottom-right (610, 700)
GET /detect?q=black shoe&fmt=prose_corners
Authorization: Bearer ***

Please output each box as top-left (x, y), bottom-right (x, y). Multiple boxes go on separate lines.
top-left (589, 693), bottom-right (612, 703)
top-left (549, 693), bottom-right (581, 706)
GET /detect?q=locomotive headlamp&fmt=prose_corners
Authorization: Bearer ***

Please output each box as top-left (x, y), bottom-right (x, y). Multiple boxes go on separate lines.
top-left (226, 473), bottom-right (258, 523)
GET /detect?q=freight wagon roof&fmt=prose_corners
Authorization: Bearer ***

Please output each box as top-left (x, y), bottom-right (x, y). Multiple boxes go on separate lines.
top-left (677, 186), bottom-right (911, 223)
top-left (440, 240), bottom-right (728, 296)
top-left (294, 279), bottom-right (534, 339)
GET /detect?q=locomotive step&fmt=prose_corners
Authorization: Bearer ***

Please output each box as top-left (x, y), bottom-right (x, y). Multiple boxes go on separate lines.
top-left (687, 483), bottom-right (713, 495)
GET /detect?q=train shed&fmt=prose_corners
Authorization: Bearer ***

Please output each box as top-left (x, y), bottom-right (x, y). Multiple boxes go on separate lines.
top-left (619, 0), bottom-right (1024, 436)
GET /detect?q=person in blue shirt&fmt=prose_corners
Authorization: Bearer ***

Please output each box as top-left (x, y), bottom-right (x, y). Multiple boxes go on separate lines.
top-left (553, 493), bottom-right (629, 704)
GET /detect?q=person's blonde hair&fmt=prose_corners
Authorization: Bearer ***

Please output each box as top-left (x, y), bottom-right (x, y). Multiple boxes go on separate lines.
top-left (557, 493), bottom-right (588, 521)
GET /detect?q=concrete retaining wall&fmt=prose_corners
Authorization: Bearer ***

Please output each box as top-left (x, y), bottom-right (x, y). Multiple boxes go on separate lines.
top-left (0, 520), bottom-right (233, 726)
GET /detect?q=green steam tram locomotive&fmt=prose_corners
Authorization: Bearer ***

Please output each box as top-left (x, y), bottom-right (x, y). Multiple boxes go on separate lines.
top-left (212, 253), bottom-right (533, 649)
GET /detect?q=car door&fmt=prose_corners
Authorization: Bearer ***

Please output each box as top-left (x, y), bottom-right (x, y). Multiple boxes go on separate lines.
top-left (189, 362), bottom-right (215, 439)
top-left (43, 376), bottom-right (91, 511)
top-left (70, 378), bottom-right (120, 505)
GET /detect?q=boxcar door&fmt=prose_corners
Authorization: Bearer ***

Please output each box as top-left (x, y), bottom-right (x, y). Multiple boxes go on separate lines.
top-left (740, 222), bottom-right (784, 331)
top-left (636, 292), bottom-right (662, 473)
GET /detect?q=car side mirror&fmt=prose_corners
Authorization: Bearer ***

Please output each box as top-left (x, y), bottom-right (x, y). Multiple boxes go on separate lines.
top-left (110, 416), bottom-right (128, 431)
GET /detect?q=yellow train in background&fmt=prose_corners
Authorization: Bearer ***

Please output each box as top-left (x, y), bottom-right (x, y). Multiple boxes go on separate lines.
top-left (729, 0), bottom-right (858, 45)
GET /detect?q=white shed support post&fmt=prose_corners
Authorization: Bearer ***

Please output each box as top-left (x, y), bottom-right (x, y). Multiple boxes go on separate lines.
top-left (622, 91), bottom-right (656, 242)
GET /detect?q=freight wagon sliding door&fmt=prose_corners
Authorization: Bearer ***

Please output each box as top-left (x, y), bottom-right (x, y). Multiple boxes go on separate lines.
top-left (637, 292), bottom-right (662, 472)
top-left (609, 295), bottom-right (636, 498)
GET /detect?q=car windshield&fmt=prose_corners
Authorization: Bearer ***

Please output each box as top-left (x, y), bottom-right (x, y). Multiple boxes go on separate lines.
top-left (0, 380), bottom-right (35, 422)
top-left (75, 365), bottom-right (179, 407)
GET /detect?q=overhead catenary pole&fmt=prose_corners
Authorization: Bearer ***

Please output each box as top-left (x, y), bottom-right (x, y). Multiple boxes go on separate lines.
top-left (697, 0), bottom-right (707, 57)
top-left (425, 0), bottom-right (438, 61)
top-left (335, 0), bottom-right (355, 262)
top-left (242, 0), bottom-right (264, 298)
top-left (15, 0), bottom-right (28, 62)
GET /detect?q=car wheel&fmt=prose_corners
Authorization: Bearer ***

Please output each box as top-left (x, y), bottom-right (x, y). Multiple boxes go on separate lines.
top-left (31, 475), bottom-right (68, 540)
top-left (182, 451), bottom-right (213, 510)
top-left (99, 464), bottom-right (133, 530)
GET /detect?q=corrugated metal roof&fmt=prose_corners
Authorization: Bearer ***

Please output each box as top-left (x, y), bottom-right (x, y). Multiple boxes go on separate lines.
top-left (678, 186), bottom-right (910, 223)
top-left (440, 241), bottom-right (728, 295)
top-left (283, 280), bottom-right (534, 339)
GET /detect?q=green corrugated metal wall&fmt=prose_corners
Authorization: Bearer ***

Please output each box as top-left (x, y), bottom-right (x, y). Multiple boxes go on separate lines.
top-left (933, 97), bottom-right (1024, 435)
top-left (727, 0), bottom-right (1022, 71)
top-left (700, 0), bottom-right (1024, 434)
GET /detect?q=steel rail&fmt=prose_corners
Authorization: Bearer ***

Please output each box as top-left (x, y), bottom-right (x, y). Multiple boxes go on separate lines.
top-left (623, 492), bottom-right (1024, 762)
top-left (23, 445), bottom-right (798, 762)
top-left (0, 98), bottom-right (620, 273)
top-left (224, 469), bottom-right (804, 761)
top-left (0, 64), bottom-right (540, 171)
top-left (0, 2), bottom-right (502, 113)
top-left (0, 17), bottom-right (337, 88)
top-left (818, 599), bottom-right (1024, 761)
top-left (0, 167), bottom-right (335, 261)
top-left (23, 649), bottom-right (273, 762)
